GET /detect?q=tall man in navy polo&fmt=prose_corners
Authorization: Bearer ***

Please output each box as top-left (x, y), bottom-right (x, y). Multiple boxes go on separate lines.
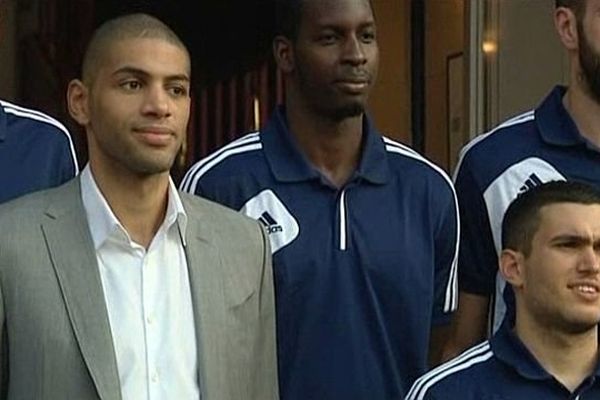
top-left (408, 181), bottom-right (600, 399)
top-left (444, 0), bottom-right (600, 358)
top-left (180, 0), bottom-right (459, 398)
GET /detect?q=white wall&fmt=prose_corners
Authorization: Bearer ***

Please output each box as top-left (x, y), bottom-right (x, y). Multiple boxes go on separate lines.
top-left (492, 0), bottom-right (568, 124)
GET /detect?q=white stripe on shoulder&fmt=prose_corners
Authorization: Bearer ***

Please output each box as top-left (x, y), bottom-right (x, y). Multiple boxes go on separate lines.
top-left (452, 110), bottom-right (535, 181)
top-left (1, 100), bottom-right (79, 175)
top-left (384, 140), bottom-right (460, 312)
top-left (382, 136), bottom-right (420, 156)
top-left (1, 99), bottom-right (65, 123)
top-left (405, 341), bottom-right (493, 400)
top-left (180, 132), bottom-right (262, 193)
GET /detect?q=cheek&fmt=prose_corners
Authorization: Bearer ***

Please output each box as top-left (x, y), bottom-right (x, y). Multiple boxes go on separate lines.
top-left (175, 104), bottom-right (191, 129)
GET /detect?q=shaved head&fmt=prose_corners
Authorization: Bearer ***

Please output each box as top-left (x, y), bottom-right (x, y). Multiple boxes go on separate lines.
top-left (556, 0), bottom-right (585, 18)
top-left (82, 13), bottom-right (189, 84)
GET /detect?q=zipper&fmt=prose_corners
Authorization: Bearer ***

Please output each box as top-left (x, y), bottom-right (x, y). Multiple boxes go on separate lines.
top-left (339, 189), bottom-right (348, 251)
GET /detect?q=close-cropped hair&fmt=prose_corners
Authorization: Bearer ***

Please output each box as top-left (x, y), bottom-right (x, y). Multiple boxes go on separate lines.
top-left (274, 0), bottom-right (304, 41)
top-left (556, 0), bottom-right (585, 17)
top-left (501, 180), bottom-right (600, 256)
top-left (82, 13), bottom-right (189, 84)
top-left (274, 0), bottom-right (374, 41)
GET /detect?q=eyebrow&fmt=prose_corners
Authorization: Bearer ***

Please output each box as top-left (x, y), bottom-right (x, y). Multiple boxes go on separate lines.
top-left (550, 234), bottom-right (600, 246)
top-left (318, 20), bottom-right (376, 30)
top-left (112, 66), bottom-right (190, 82)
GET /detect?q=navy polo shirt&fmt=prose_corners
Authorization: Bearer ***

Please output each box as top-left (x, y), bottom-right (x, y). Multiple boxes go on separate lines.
top-left (406, 321), bottom-right (600, 399)
top-left (454, 85), bottom-right (600, 332)
top-left (0, 100), bottom-right (78, 203)
top-left (181, 106), bottom-right (459, 399)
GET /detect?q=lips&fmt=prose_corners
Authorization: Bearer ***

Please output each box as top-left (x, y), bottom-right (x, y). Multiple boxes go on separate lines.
top-left (568, 281), bottom-right (600, 299)
top-left (335, 78), bottom-right (370, 94)
top-left (134, 126), bottom-right (174, 135)
top-left (134, 126), bottom-right (175, 146)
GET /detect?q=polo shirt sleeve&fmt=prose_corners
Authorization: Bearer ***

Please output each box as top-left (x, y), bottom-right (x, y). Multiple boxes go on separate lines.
top-left (432, 177), bottom-right (460, 324)
top-left (453, 158), bottom-right (498, 296)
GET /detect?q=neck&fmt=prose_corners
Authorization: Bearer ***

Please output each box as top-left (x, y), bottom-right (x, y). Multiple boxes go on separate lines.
top-left (515, 311), bottom-right (598, 392)
top-left (286, 100), bottom-right (364, 188)
top-left (89, 161), bottom-right (170, 249)
top-left (564, 70), bottom-right (600, 148)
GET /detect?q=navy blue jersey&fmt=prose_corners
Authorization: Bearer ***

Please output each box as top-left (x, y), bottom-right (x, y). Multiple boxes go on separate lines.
top-left (454, 86), bottom-right (600, 332)
top-left (181, 106), bottom-right (459, 399)
top-left (406, 321), bottom-right (600, 399)
top-left (0, 100), bottom-right (78, 203)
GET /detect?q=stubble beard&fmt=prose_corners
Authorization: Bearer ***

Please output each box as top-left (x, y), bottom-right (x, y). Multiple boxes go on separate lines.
top-left (578, 22), bottom-right (600, 105)
top-left (295, 65), bottom-right (367, 122)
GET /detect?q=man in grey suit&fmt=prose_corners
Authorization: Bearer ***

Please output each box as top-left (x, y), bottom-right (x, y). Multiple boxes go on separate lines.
top-left (0, 13), bottom-right (278, 400)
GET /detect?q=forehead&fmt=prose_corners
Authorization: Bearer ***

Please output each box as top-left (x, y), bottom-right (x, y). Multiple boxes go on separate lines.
top-left (300, 0), bottom-right (375, 29)
top-left (536, 203), bottom-right (600, 237)
top-left (98, 37), bottom-right (190, 78)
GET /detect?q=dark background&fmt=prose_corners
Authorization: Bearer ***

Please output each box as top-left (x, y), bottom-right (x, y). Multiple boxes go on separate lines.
top-left (94, 0), bottom-right (276, 88)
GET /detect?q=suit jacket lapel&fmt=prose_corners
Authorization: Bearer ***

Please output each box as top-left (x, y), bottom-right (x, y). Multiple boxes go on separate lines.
top-left (183, 209), bottom-right (226, 399)
top-left (41, 179), bottom-right (121, 400)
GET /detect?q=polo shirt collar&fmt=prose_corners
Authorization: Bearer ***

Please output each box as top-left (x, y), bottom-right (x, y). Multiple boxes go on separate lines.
top-left (492, 319), bottom-right (600, 381)
top-left (536, 85), bottom-right (587, 147)
top-left (261, 106), bottom-right (389, 185)
top-left (0, 102), bottom-right (7, 141)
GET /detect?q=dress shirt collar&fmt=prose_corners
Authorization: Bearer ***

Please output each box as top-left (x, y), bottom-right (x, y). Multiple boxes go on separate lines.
top-left (80, 164), bottom-right (188, 250)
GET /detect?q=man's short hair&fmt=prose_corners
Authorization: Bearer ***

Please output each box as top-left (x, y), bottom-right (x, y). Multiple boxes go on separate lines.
top-left (556, 0), bottom-right (585, 17)
top-left (274, 0), bottom-right (304, 41)
top-left (502, 181), bottom-right (600, 256)
top-left (82, 13), bottom-right (189, 84)
top-left (274, 0), bottom-right (374, 41)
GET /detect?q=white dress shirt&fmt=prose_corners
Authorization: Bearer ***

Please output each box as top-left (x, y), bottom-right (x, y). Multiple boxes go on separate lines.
top-left (80, 165), bottom-right (199, 400)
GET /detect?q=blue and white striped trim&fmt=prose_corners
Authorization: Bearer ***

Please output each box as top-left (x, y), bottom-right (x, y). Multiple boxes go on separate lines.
top-left (383, 137), bottom-right (460, 313)
top-left (405, 341), bottom-right (493, 400)
top-left (452, 110), bottom-right (535, 181)
top-left (1, 100), bottom-right (79, 174)
top-left (179, 132), bottom-right (262, 193)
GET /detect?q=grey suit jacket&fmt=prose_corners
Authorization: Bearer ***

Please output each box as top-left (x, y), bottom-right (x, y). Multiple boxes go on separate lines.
top-left (0, 178), bottom-right (279, 400)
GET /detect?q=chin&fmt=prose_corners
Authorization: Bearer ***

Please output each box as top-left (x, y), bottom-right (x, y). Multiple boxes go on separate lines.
top-left (561, 314), bottom-right (600, 335)
top-left (329, 103), bottom-right (366, 120)
top-left (129, 159), bottom-right (175, 176)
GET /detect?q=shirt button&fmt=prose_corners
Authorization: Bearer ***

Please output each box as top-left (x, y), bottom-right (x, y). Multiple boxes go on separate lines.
top-left (151, 372), bottom-right (159, 383)
top-left (146, 316), bottom-right (154, 325)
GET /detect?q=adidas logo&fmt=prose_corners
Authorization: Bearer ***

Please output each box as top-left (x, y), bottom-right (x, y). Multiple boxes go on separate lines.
top-left (258, 212), bottom-right (283, 234)
top-left (519, 173), bottom-right (543, 194)
top-left (241, 189), bottom-right (300, 253)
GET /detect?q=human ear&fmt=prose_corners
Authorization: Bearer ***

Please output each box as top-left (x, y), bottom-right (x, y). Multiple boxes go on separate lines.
top-left (555, 6), bottom-right (579, 51)
top-left (273, 35), bottom-right (295, 74)
top-left (499, 249), bottom-right (525, 289)
top-left (67, 79), bottom-right (90, 126)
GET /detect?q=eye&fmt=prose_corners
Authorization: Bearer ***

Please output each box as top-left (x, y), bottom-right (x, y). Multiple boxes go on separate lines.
top-left (557, 241), bottom-right (579, 249)
top-left (167, 85), bottom-right (189, 98)
top-left (360, 30), bottom-right (376, 43)
top-left (120, 80), bottom-right (142, 91)
top-left (318, 33), bottom-right (338, 45)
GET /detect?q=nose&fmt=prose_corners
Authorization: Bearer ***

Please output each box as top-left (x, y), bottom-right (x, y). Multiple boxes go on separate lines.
top-left (578, 246), bottom-right (600, 274)
top-left (142, 84), bottom-right (171, 118)
top-left (342, 35), bottom-right (367, 66)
